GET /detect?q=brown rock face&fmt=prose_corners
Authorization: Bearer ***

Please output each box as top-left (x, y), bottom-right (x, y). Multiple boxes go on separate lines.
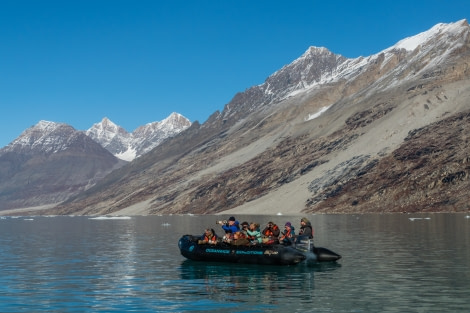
top-left (306, 110), bottom-right (470, 213)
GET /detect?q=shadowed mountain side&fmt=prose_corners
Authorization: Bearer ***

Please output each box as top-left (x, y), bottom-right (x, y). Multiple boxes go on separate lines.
top-left (0, 129), bottom-right (124, 211)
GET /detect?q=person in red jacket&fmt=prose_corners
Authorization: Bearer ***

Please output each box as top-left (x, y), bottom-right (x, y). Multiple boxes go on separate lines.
top-left (279, 222), bottom-right (295, 245)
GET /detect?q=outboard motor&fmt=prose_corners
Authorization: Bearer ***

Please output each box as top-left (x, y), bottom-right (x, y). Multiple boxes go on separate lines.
top-left (295, 236), bottom-right (341, 262)
top-left (294, 236), bottom-right (314, 252)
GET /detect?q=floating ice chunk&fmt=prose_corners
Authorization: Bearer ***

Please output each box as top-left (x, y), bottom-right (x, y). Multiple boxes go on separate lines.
top-left (409, 217), bottom-right (431, 221)
top-left (89, 216), bottom-right (132, 220)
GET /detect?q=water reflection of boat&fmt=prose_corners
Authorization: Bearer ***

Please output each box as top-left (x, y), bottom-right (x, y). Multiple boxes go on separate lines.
top-left (179, 259), bottom-right (341, 281)
top-left (178, 234), bottom-right (341, 266)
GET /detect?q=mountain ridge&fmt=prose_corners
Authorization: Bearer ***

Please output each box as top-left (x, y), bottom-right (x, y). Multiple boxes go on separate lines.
top-left (86, 112), bottom-right (191, 161)
top-left (3, 19), bottom-right (470, 215)
top-left (0, 121), bottom-right (124, 210)
top-left (0, 112), bottom-right (191, 211)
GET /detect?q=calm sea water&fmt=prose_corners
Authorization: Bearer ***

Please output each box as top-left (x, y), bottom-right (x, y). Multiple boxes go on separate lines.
top-left (0, 213), bottom-right (468, 312)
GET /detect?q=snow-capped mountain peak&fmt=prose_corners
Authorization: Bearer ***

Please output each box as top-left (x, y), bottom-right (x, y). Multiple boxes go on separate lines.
top-left (4, 120), bottom-right (73, 153)
top-left (86, 113), bottom-right (191, 161)
top-left (2, 120), bottom-right (95, 155)
top-left (220, 19), bottom-right (470, 123)
top-left (391, 19), bottom-right (468, 52)
top-left (86, 117), bottom-right (131, 145)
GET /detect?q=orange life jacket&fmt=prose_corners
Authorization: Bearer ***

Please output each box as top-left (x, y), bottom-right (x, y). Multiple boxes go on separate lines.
top-left (263, 225), bottom-right (279, 237)
top-left (203, 234), bottom-right (217, 242)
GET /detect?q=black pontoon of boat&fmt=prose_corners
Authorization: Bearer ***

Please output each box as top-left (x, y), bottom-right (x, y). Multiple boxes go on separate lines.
top-left (178, 235), bottom-right (341, 266)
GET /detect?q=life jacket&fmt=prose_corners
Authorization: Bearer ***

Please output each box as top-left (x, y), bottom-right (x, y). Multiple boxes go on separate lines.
top-left (280, 228), bottom-right (292, 240)
top-left (203, 233), bottom-right (217, 242)
top-left (263, 225), bottom-right (279, 237)
top-left (233, 231), bottom-right (247, 239)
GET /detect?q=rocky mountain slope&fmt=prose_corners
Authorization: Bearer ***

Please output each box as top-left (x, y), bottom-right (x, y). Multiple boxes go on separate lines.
top-left (86, 113), bottom-right (191, 161)
top-left (0, 113), bottom-right (190, 212)
top-left (0, 121), bottom-right (125, 210)
top-left (16, 20), bottom-right (470, 215)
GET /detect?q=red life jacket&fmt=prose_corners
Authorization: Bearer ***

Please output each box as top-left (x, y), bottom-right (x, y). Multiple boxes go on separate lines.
top-left (263, 225), bottom-right (279, 237)
top-left (203, 234), bottom-right (217, 242)
top-left (280, 228), bottom-right (292, 240)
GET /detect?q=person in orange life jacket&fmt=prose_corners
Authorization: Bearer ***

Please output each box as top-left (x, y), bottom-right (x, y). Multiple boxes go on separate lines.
top-left (262, 221), bottom-right (280, 244)
top-left (298, 217), bottom-right (314, 239)
top-left (279, 222), bottom-right (295, 245)
top-left (198, 228), bottom-right (218, 245)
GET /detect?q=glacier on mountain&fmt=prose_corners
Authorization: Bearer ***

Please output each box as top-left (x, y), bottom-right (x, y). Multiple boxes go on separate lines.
top-left (86, 112), bottom-right (191, 161)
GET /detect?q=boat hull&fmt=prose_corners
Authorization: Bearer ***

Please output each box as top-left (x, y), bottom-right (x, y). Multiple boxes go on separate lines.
top-left (178, 235), bottom-right (341, 266)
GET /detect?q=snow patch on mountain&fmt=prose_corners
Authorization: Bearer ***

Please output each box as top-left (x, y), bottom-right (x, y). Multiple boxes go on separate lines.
top-left (305, 105), bottom-right (331, 121)
top-left (86, 112), bottom-right (191, 161)
top-left (3, 120), bottom-right (76, 154)
top-left (391, 19), bottom-right (467, 51)
top-left (261, 19), bottom-right (469, 106)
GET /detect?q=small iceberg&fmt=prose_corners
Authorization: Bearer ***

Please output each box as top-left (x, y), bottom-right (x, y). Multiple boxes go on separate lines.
top-left (409, 217), bottom-right (431, 221)
top-left (89, 216), bottom-right (132, 220)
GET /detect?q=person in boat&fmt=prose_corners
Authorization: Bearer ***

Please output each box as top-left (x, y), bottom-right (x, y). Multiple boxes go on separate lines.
top-left (218, 216), bottom-right (240, 233)
top-left (279, 222), bottom-right (295, 245)
top-left (240, 221), bottom-right (250, 236)
top-left (231, 230), bottom-right (250, 246)
top-left (246, 222), bottom-right (262, 244)
top-left (298, 217), bottom-right (314, 239)
top-left (262, 221), bottom-right (280, 244)
top-left (217, 216), bottom-right (240, 243)
top-left (198, 228), bottom-right (218, 245)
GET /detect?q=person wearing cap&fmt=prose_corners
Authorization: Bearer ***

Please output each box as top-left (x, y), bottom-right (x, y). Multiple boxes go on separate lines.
top-left (298, 217), bottom-right (314, 239)
top-left (279, 222), bottom-right (295, 245)
top-left (262, 221), bottom-right (280, 244)
top-left (218, 216), bottom-right (240, 242)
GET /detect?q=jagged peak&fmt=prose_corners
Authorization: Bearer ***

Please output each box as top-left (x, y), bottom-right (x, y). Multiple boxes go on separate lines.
top-left (390, 19), bottom-right (469, 52)
top-left (35, 120), bottom-right (68, 130)
top-left (100, 116), bottom-right (115, 125)
top-left (304, 46), bottom-right (334, 56)
top-left (136, 113), bottom-right (190, 131)
top-left (293, 46), bottom-right (343, 65)
top-left (94, 117), bottom-right (119, 129)
top-left (163, 112), bottom-right (191, 125)
top-left (1, 120), bottom-right (81, 155)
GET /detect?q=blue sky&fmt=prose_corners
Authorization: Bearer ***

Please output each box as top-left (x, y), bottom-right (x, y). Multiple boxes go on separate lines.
top-left (1, 0), bottom-right (468, 148)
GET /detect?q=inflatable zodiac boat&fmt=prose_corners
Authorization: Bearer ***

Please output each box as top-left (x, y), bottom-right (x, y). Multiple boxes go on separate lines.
top-left (178, 234), bottom-right (341, 266)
